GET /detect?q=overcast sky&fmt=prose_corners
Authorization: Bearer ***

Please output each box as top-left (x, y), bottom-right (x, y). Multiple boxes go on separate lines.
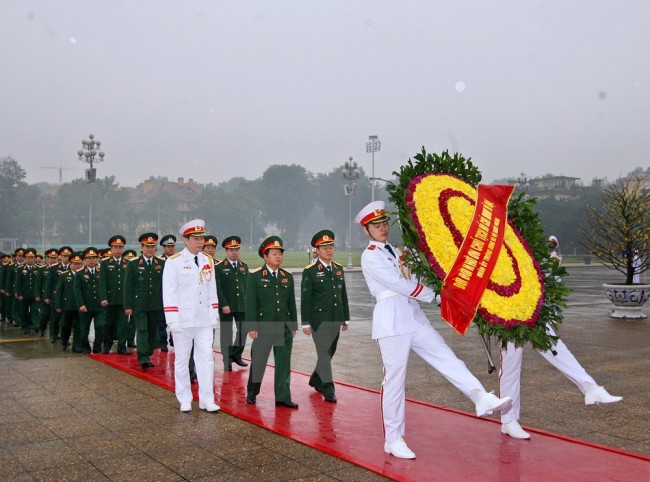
top-left (2, 1), bottom-right (649, 188)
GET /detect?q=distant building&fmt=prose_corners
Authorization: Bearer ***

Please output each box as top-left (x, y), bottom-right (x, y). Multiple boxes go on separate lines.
top-left (503, 174), bottom-right (584, 200)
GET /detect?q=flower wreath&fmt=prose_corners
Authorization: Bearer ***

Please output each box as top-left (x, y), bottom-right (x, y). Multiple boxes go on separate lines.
top-left (387, 149), bottom-right (568, 350)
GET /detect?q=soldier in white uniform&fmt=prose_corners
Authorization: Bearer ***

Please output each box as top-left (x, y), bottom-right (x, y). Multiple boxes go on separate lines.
top-left (162, 219), bottom-right (220, 413)
top-left (356, 201), bottom-right (512, 460)
top-left (499, 235), bottom-right (622, 439)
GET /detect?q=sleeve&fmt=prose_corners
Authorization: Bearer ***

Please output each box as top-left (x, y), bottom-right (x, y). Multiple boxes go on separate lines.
top-left (162, 258), bottom-right (180, 325)
top-left (123, 263), bottom-right (134, 310)
top-left (73, 272), bottom-right (85, 308)
top-left (207, 256), bottom-right (219, 320)
top-left (98, 261), bottom-right (108, 301)
top-left (244, 273), bottom-right (258, 332)
top-left (44, 267), bottom-right (55, 300)
top-left (289, 276), bottom-right (298, 329)
top-left (341, 272), bottom-right (351, 322)
top-left (215, 263), bottom-right (229, 309)
top-left (34, 269), bottom-right (43, 298)
top-left (299, 268), bottom-right (312, 328)
top-left (54, 275), bottom-right (64, 310)
top-left (362, 251), bottom-right (435, 303)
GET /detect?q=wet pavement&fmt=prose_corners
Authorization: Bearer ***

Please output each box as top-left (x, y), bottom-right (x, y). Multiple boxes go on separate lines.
top-left (0, 264), bottom-right (648, 480)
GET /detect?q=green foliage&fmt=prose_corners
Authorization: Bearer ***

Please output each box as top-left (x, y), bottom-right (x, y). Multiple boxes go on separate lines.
top-left (387, 148), bottom-right (568, 350)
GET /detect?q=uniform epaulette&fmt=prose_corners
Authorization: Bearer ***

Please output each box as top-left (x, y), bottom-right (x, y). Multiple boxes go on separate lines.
top-left (169, 252), bottom-right (182, 259)
top-left (128, 257), bottom-right (141, 262)
top-left (101, 256), bottom-right (111, 261)
top-left (249, 267), bottom-right (262, 274)
top-left (279, 268), bottom-right (293, 277)
top-left (332, 261), bottom-right (342, 268)
top-left (155, 255), bottom-right (166, 261)
top-left (36, 262), bottom-right (46, 268)
top-left (304, 262), bottom-right (318, 269)
top-left (215, 259), bottom-right (225, 266)
top-left (367, 245), bottom-right (377, 250)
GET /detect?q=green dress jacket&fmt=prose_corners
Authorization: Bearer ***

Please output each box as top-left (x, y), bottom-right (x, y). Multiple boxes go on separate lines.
top-left (123, 256), bottom-right (164, 312)
top-left (215, 259), bottom-right (248, 314)
top-left (245, 266), bottom-right (297, 333)
top-left (300, 260), bottom-right (350, 330)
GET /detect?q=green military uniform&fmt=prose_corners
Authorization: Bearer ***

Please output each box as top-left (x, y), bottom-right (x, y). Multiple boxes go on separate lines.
top-left (215, 235), bottom-right (249, 370)
top-left (0, 256), bottom-right (12, 323)
top-left (14, 249), bottom-right (40, 334)
top-left (56, 255), bottom-right (83, 351)
top-left (301, 231), bottom-right (350, 400)
top-left (35, 249), bottom-right (59, 340)
top-left (99, 235), bottom-right (129, 354)
top-left (45, 246), bottom-right (74, 345)
top-left (123, 233), bottom-right (165, 367)
top-left (74, 248), bottom-right (102, 354)
top-left (245, 236), bottom-right (298, 405)
top-left (9, 249), bottom-right (26, 327)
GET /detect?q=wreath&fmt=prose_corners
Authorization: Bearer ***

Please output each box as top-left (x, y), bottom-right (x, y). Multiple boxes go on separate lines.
top-left (386, 148), bottom-right (568, 350)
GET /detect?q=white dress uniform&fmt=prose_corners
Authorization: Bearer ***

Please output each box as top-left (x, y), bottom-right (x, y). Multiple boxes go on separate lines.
top-left (499, 235), bottom-right (621, 435)
top-left (163, 247), bottom-right (219, 407)
top-left (361, 239), bottom-right (492, 445)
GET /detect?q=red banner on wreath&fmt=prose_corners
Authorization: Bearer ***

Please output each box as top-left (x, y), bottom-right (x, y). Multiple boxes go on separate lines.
top-left (440, 184), bottom-right (515, 334)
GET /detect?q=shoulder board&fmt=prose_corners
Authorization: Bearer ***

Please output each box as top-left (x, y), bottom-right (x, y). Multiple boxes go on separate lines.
top-left (155, 255), bottom-right (166, 261)
top-left (279, 269), bottom-right (293, 277)
top-left (36, 262), bottom-right (46, 268)
top-left (101, 256), bottom-right (111, 261)
top-left (73, 267), bottom-right (84, 273)
top-left (169, 252), bottom-right (182, 259)
top-left (213, 257), bottom-right (221, 263)
top-left (215, 259), bottom-right (226, 266)
top-left (128, 257), bottom-right (141, 262)
top-left (367, 245), bottom-right (376, 251)
top-left (249, 267), bottom-right (262, 274)
top-left (332, 261), bottom-right (342, 268)
top-left (304, 262), bottom-right (318, 270)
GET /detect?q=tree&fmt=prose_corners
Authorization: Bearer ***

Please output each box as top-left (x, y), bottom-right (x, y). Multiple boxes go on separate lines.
top-left (579, 176), bottom-right (650, 284)
top-left (259, 165), bottom-right (316, 248)
top-left (0, 156), bottom-right (29, 239)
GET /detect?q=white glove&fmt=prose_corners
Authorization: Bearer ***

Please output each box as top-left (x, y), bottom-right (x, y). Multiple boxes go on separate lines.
top-left (168, 322), bottom-right (182, 334)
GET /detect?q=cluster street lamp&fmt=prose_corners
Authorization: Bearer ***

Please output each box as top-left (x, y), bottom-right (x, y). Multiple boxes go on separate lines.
top-left (365, 135), bottom-right (381, 201)
top-left (342, 157), bottom-right (360, 269)
top-left (77, 133), bottom-right (105, 245)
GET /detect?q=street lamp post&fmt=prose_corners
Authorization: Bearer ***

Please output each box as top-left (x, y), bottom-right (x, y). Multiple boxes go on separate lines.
top-left (342, 157), bottom-right (360, 269)
top-left (77, 133), bottom-right (105, 245)
top-left (365, 135), bottom-right (381, 201)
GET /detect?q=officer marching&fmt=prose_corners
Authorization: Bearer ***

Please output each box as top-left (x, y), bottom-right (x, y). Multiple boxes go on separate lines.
top-left (215, 235), bottom-right (249, 371)
top-left (124, 233), bottom-right (165, 369)
top-left (99, 235), bottom-right (130, 354)
top-left (35, 248), bottom-right (60, 340)
top-left (55, 252), bottom-right (84, 351)
top-left (74, 247), bottom-right (102, 354)
top-left (245, 236), bottom-right (299, 408)
top-left (15, 248), bottom-right (40, 334)
top-left (300, 230), bottom-right (350, 403)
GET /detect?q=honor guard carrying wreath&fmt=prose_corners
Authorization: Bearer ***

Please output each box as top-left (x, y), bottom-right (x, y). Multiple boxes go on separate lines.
top-left (356, 201), bottom-right (512, 459)
top-left (215, 235), bottom-right (249, 371)
top-left (163, 219), bottom-right (220, 413)
top-left (245, 236), bottom-right (299, 409)
top-left (301, 230), bottom-right (349, 403)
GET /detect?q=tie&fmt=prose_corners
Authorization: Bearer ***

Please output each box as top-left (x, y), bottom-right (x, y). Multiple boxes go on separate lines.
top-left (326, 265), bottom-right (332, 272)
top-left (194, 255), bottom-right (199, 267)
top-left (272, 271), bottom-right (277, 279)
top-left (232, 262), bottom-right (237, 269)
top-left (385, 244), bottom-right (396, 258)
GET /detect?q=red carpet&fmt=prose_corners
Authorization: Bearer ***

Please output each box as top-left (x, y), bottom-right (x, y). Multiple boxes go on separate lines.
top-left (90, 350), bottom-right (650, 481)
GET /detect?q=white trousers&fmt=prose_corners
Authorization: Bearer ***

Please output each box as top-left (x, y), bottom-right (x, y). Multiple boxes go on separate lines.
top-left (499, 327), bottom-right (596, 423)
top-left (173, 326), bottom-right (216, 405)
top-left (377, 322), bottom-right (485, 443)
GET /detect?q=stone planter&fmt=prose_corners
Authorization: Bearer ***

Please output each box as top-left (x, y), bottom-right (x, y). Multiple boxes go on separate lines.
top-left (603, 283), bottom-right (650, 319)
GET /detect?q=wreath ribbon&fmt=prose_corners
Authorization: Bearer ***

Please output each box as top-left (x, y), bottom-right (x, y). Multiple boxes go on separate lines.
top-left (440, 184), bottom-right (514, 334)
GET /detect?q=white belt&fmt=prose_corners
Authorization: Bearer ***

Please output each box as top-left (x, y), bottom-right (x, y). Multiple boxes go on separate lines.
top-left (375, 290), bottom-right (399, 301)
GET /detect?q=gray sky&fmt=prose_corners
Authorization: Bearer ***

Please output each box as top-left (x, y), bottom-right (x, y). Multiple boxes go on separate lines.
top-left (2, 0), bottom-right (649, 187)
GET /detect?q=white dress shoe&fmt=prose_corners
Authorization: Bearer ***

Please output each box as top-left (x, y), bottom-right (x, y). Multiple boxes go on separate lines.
top-left (584, 386), bottom-right (623, 405)
top-left (501, 420), bottom-right (531, 439)
top-left (384, 438), bottom-right (416, 459)
top-left (475, 391), bottom-right (513, 417)
top-left (180, 402), bottom-right (192, 412)
top-left (199, 402), bottom-right (221, 412)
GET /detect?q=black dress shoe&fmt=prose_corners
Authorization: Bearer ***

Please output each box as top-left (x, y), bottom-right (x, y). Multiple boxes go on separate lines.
top-left (224, 363), bottom-right (232, 372)
top-left (246, 395), bottom-right (256, 404)
top-left (61, 344), bottom-right (68, 352)
top-left (140, 362), bottom-right (149, 369)
top-left (160, 347), bottom-right (168, 352)
top-left (147, 362), bottom-right (155, 368)
top-left (102, 349), bottom-right (110, 355)
top-left (310, 384), bottom-right (322, 393)
top-left (127, 341), bottom-right (137, 348)
top-left (275, 400), bottom-right (299, 409)
top-left (117, 349), bottom-right (130, 355)
top-left (232, 357), bottom-right (248, 367)
top-left (324, 395), bottom-right (337, 403)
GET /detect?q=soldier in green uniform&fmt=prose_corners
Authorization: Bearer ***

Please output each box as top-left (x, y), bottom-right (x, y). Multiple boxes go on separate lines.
top-left (15, 248), bottom-right (40, 334)
top-left (99, 235), bottom-right (130, 354)
top-left (0, 254), bottom-right (11, 322)
top-left (74, 247), bottom-right (102, 354)
top-left (9, 248), bottom-right (26, 328)
top-left (56, 252), bottom-right (84, 351)
top-left (301, 230), bottom-right (350, 403)
top-left (157, 234), bottom-right (177, 351)
top-left (245, 236), bottom-right (299, 408)
top-left (35, 248), bottom-right (59, 340)
top-left (124, 233), bottom-right (165, 369)
top-left (44, 246), bottom-right (73, 343)
top-left (215, 235), bottom-right (249, 371)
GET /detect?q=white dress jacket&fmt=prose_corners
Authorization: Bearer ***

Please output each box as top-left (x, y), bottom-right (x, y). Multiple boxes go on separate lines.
top-left (163, 248), bottom-right (219, 328)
